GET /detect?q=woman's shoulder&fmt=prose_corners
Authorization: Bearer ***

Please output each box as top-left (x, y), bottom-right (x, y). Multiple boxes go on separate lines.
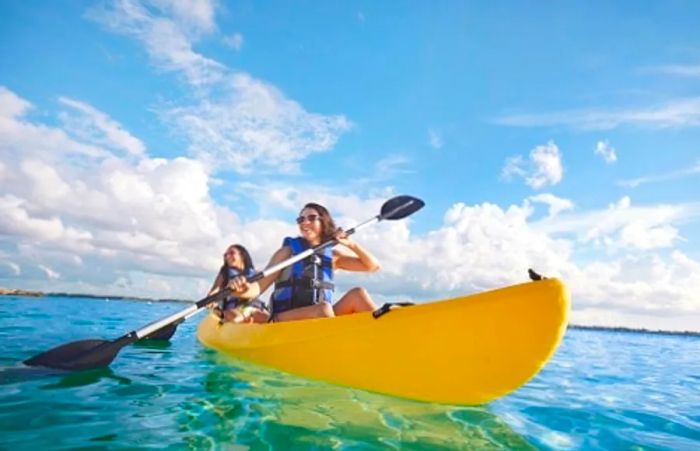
top-left (272, 244), bottom-right (293, 261)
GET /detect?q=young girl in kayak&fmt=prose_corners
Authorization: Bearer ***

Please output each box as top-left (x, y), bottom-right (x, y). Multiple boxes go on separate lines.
top-left (230, 203), bottom-right (380, 322)
top-left (208, 244), bottom-right (269, 323)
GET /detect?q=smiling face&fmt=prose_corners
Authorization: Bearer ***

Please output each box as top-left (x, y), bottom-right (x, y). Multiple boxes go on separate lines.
top-left (223, 246), bottom-right (244, 270)
top-left (296, 207), bottom-right (323, 245)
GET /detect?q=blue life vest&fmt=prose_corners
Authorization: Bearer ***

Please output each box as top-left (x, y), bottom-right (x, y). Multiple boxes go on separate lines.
top-left (223, 266), bottom-right (260, 309)
top-left (270, 237), bottom-right (334, 315)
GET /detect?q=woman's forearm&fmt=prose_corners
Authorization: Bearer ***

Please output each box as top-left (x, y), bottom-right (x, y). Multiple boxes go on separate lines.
top-left (346, 241), bottom-right (381, 272)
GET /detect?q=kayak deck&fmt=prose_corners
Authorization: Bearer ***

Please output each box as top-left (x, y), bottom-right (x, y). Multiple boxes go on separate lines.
top-left (197, 278), bottom-right (569, 405)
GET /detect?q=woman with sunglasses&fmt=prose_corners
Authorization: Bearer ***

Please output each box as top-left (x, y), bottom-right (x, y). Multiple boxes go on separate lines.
top-left (208, 244), bottom-right (270, 323)
top-left (230, 203), bottom-right (380, 322)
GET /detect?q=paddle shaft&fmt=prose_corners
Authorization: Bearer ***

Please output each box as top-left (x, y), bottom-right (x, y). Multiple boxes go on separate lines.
top-left (134, 196), bottom-right (421, 338)
top-left (130, 214), bottom-right (395, 339)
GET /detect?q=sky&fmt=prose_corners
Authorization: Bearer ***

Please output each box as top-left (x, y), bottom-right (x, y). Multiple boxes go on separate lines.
top-left (1, 0), bottom-right (699, 331)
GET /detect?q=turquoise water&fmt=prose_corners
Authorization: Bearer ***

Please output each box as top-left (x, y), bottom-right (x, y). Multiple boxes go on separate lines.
top-left (1, 296), bottom-right (698, 450)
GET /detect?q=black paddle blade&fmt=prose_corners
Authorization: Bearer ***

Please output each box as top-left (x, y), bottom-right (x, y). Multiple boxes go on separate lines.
top-left (142, 323), bottom-right (177, 341)
top-left (23, 336), bottom-right (133, 371)
top-left (380, 195), bottom-right (425, 220)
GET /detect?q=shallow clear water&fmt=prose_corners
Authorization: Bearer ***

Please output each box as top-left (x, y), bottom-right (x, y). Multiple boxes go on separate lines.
top-left (1, 295), bottom-right (698, 450)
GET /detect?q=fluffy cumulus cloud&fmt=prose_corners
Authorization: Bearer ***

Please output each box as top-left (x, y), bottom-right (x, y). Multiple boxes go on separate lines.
top-left (0, 87), bottom-right (249, 297)
top-left (536, 196), bottom-right (699, 252)
top-left (502, 141), bottom-right (564, 189)
top-left (404, 200), bottom-right (700, 332)
top-left (88, 0), bottom-right (351, 174)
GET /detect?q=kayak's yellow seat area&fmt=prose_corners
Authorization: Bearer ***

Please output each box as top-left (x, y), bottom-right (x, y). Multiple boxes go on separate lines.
top-left (197, 278), bottom-right (569, 405)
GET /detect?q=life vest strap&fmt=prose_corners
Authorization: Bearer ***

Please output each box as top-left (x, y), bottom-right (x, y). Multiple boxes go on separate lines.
top-left (275, 277), bottom-right (335, 291)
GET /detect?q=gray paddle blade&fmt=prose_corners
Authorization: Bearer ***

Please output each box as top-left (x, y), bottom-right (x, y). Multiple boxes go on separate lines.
top-left (142, 323), bottom-right (177, 341)
top-left (23, 337), bottom-right (132, 371)
top-left (380, 195), bottom-right (425, 220)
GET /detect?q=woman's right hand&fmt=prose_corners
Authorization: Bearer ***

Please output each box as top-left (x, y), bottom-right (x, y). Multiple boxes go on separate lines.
top-left (229, 275), bottom-right (251, 296)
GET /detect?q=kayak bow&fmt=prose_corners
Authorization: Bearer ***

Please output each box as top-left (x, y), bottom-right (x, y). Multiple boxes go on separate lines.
top-left (197, 278), bottom-right (569, 405)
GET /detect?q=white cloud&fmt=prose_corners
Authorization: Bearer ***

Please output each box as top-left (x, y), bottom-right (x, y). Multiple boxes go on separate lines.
top-left (0, 88), bottom-right (236, 295)
top-left (619, 159), bottom-right (700, 188)
top-left (595, 140), bottom-right (617, 164)
top-left (150, 0), bottom-right (216, 35)
top-left (644, 63), bottom-right (700, 78)
top-left (88, 1), bottom-right (351, 175)
top-left (371, 154), bottom-right (414, 181)
top-left (502, 141), bottom-right (564, 189)
top-left (0, 86), bottom-right (33, 117)
top-left (619, 222), bottom-right (679, 250)
top-left (223, 32), bottom-right (244, 51)
top-left (494, 97), bottom-right (700, 130)
top-left (0, 195), bottom-right (93, 246)
top-left (535, 196), bottom-right (700, 252)
top-left (0, 87), bottom-right (108, 161)
top-left (38, 264), bottom-right (61, 280)
top-left (58, 97), bottom-right (146, 157)
top-left (87, 0), bottom-right (225, 86)
top-left (428, 128), bottom-right (443, 149)
top-left (529, 193), bottom-right (574, 218)
top-left (1, 260), bottom-right (21, 276)
top-left (162, 73), bottom-right (352, 174)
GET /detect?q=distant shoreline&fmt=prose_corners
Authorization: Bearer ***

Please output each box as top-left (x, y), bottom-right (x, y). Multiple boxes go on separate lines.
top-left (1, 287), bottom-right (698, 336)
top-left (567, 324), bottom-right (699, 338)
top-left (0, 287), bottom-right (191, 304)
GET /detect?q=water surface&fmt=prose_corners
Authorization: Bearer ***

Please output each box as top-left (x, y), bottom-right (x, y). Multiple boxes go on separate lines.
top-left (1, 296), bottom-right (698, 449)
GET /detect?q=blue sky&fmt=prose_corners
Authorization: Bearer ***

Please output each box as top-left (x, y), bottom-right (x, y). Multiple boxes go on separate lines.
top-left (1, 0), bottom-right (699, 331)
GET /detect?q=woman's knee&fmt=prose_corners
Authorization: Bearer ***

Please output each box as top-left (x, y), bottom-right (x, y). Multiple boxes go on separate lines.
top-left (347, 286), bottom-right (368, 299)
top-left (318, 302), bottom-right (335, 317)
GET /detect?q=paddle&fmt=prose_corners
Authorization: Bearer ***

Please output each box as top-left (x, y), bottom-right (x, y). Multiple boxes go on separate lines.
top-left (23, 195), bottom-right (424, 371)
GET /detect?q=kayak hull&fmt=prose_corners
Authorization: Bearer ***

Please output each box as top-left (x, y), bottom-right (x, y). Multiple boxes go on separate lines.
top-left (197, 278), bottom-right (569, 405)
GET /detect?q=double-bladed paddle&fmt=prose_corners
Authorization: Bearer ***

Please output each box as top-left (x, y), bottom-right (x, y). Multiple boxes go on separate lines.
top-left (24, 195), bottom-right (424, 371)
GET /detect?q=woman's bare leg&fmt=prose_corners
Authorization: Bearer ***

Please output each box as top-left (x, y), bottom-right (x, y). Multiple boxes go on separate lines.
top-left (223, 308), bottom-right (247, 323)
top-left (275, 302), bottom-right (335, 322)
top-left (333, 287), bottom-right (377, 316)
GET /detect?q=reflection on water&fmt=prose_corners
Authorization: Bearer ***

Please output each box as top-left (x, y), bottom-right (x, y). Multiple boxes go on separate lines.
top-left (1, 296), bottom-right (698, 449)
top-left (176, 350), bottom-right (536, 449)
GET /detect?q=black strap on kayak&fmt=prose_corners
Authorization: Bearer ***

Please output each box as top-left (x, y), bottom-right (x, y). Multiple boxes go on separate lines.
top-left (528, 268), bottom-right (547, 281)
top-left (372, 302), bottom-right (415, 319)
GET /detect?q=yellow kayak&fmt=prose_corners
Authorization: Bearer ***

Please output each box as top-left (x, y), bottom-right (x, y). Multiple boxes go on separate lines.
top-left (197, 278), bottom-right (569, 405)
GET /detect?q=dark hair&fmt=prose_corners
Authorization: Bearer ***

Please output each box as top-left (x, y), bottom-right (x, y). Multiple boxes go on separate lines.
top-left (301, 202), bottom-right (337, 243)
top-left (217, 244), bottom-right (254, 290)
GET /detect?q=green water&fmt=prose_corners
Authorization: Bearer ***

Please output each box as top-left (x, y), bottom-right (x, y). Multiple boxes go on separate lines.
top-left (1, 296), bottom-right (698, 449)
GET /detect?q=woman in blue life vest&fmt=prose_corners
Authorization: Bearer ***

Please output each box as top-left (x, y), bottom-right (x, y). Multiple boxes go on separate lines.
top-left (208, 244), bottom-right (269, 323)
top-left (230, 203), bottom-right (380, 322)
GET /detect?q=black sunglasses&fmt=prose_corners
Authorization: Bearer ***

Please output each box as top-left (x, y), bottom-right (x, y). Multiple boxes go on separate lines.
top-left (296, 214), bottom-right (320, 224)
